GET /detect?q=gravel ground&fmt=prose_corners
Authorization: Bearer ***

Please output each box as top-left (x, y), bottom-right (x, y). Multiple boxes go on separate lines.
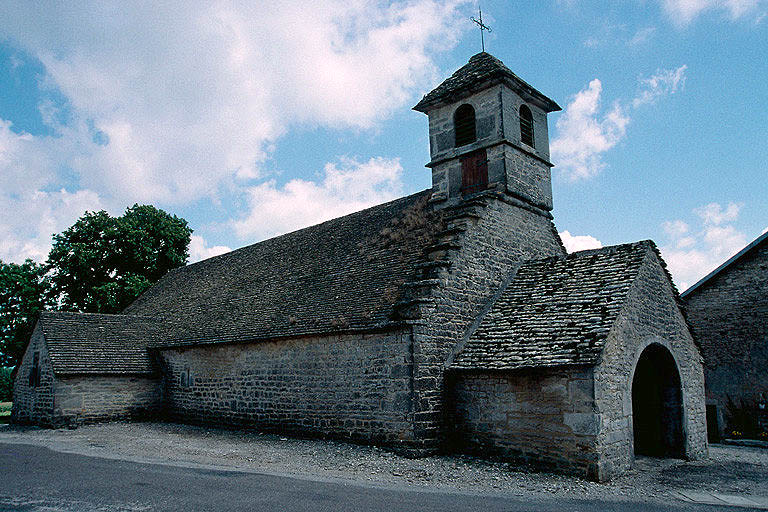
top-left (1, 422), bottom-right (766, 505)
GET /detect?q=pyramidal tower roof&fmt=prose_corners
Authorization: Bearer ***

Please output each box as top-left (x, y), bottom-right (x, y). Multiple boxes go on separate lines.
top-left (413, 52), bottom-right (561, 113)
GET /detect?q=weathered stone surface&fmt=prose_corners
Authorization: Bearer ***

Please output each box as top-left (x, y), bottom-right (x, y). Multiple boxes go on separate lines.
top-left (594, 249), bottom-right (708, 480)
top-left (159, 330), bottom-right (417, 451)
top-left (447, 368), bottom-right (601, 480)
top-left (683, 234), bottom-right (768, 436)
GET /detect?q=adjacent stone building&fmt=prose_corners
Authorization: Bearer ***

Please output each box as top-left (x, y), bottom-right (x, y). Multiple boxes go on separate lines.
top-left (682, 231), bottom-right (768, 440)
top-left (13, 52), bottom-right (708, 481)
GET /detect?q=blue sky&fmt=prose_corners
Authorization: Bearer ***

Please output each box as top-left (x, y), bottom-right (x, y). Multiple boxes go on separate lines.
top-left (0, 1), bottom-right (766, 290)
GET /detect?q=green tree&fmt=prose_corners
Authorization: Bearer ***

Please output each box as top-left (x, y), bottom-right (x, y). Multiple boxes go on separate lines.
top-left (0, 367), bottom-right (13, 402)
top-left (0, 259), bottom-right (55, 369)
top-left (47, 204), bottom-right (192, 313)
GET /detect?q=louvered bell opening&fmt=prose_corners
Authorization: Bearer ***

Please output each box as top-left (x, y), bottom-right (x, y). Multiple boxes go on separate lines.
top-left (519, 105), bottom-right (535, 148)
top-left (454, 104), bottom-right (477, 147)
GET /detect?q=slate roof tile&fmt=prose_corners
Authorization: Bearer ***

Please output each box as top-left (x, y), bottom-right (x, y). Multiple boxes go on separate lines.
top-left (413, 52), bottom-right (561, 113)
top-left (39, 311), bottom-right (163, 375)
top-left (450, 241), bottom-right (654, 371)
top-left (124, 189), bottom-right (445, 347)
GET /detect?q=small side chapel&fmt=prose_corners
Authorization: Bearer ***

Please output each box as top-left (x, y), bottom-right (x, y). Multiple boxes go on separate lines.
top-left (12, 52), bottom-right (708, 481)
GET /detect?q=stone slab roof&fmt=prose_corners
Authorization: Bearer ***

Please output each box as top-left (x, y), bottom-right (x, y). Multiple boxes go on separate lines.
top-left (125, 190), bottom-right (445, 347)
top-left (450, 241), bottom-right (657, 371)
top-left (39, 311), bottom-right (162, 375)
top-left (413, 52), bottom-right (561, 113)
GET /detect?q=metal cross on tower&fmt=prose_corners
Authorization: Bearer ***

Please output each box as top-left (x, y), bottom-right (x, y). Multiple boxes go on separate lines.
top-left (470, 7), bottom-right (492, 52)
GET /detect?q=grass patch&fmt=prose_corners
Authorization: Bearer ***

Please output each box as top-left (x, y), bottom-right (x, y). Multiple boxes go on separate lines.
top-left (0, 402), bottom-right (11, 424)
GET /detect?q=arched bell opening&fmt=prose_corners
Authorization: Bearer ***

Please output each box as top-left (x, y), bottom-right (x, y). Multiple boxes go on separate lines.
top-left (631, 343), bottom-right (685, 458)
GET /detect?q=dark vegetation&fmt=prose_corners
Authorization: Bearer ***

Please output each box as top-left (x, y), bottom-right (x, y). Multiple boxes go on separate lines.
top-left (725, 396), bottom-right (768, 440)
top-left (0, 367), bottom-right (13, 402)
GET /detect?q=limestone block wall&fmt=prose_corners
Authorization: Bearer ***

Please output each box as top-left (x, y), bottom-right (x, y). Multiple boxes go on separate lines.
top-left (595, 250), bottom-right (708, 480)
top-left (159, 330), bottom-right (416, 450)
top-left (500, 86), bottom-right (551, 161)
top-left (683, 240), bottom-right (768, 433)
top-left (426, 87), bottom-right (501, 161)
top-left (448, 368), bottom-right (600, 479)
top-left (11, 325), bottom-right (55, 426)
top-left (53, 375), bottom-right (162, 426)
top-left (409, 196), bottom-right (564, 452)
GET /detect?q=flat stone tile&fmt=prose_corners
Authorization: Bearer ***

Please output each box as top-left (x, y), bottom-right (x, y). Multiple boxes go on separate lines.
top-left (712, 493), bottom-right (762, 508)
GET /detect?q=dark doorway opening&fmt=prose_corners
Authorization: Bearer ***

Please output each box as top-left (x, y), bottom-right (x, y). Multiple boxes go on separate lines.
top-left (632, 343), bottom-right (684, 457)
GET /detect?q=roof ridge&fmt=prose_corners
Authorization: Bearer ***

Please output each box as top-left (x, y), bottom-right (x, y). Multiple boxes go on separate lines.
top-left (41, 310), bottom-right (163, 321)
top-left (681, 229), bottom-right (768, 297)
top-left (180, 188), bottom-right (432, 270)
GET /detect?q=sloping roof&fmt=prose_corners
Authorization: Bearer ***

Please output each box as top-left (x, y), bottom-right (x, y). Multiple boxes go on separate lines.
top-left (125, 190), bottom-right (445, 347)
top-left (413, 52), bottom-right (561, 113)
top-left (681, 230), bottom-right (768, 298)
top-left (450, 241), bottom-right (656, 371)
top-left (39, 311), bottom-right (162, 375)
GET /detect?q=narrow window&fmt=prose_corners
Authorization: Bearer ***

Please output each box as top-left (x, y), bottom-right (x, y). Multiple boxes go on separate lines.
top-left (460, 148), bottom-right (489, 195)
top-left (29, 351), bottom-right (40, 387)
top-left (181, 367), bottom-right (192, 388)
top-left (454, 104), bottom-right (477, 147)
top-left (519, 104), bottom-right (535, 148)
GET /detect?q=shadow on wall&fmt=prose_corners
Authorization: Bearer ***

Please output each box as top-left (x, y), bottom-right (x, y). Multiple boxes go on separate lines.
top-left (632, 343), bottom-right (685, 458)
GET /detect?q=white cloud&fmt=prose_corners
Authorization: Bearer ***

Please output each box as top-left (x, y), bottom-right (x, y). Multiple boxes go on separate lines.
top-left (628, 27), bottom-right (657, 46)
top-left (694, 201), bottom-right (741, 225)
top-left (550, 79), bottom-right (630, 180)
top-left (659, 202), bottom-right (749, 291)
top-left (552, 64), bottom-right (688, 180)
top-left (233, 156), bottom-right (405, 241)
top-left (188, 235), bottom-right (231, 263)
top-left (0, 1), bottom-right (467, 204)
top-left (633, 65), bottom-right (688, 107)
top-left (559, 231), bottom-right (603, 253)
top-left (0, 188), bottom-right (104, 264)
top-left (660, 0), bottom-right (766, 25)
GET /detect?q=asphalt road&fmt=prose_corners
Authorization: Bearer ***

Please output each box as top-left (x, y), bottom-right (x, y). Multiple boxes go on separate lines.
top-left (0, 442), bottom-right (734, 512)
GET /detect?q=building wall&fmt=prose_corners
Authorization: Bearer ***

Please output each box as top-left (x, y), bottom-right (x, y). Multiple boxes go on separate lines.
top-left (53, 375), bottom-right (162, 426)
top-left (594, 250), bottom-right (708, 480)
top-left (11, 324), bottom-right (55, 426)
top-left (426, 85), bottom-right (553, 211)
top-left (448, 367), bottom-right (601, 480)
top-left (158, 329), bottom-right (416, 450)
top-left (683, 240), bottom-right (768, 436)
top-left (409, 196), bottom-right (565, 453)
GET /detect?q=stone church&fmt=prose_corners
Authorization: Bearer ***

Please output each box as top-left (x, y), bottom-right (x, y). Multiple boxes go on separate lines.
top-left (12, 52), bottom-right (708, 481)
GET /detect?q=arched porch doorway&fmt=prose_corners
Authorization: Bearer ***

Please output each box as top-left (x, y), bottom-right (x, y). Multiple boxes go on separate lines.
top-left (632, 343), bottom-right (684, 457)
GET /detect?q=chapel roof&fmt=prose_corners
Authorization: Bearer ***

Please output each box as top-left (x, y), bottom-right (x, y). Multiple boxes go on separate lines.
top-left (450, 241), bottom-right (665, 371)
top-left (413, 52), bottom-right (561, 113)
top-left (38, 311), bottom-right (163, 375)
top-left (124, 189), bottom-right (444, 347)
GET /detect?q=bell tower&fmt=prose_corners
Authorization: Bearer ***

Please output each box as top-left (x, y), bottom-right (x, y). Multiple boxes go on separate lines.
top-left (413, 52), bottom-right (561, 212)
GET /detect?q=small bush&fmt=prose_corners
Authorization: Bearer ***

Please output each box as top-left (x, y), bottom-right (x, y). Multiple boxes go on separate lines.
top-left (0, 367), bottom-right (13, 402)
top-left (725, 396), bottom-right (764, 439)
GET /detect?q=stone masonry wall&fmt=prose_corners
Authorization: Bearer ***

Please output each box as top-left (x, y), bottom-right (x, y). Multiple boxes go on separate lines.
top-left (409, 195), bottom-right (565, 453)
top-left (683, 240), bottom-right (768, 435)
top-left (595, 249), bottom-right (708, 480)
top-left (53, 375), bottom-right (162, 426)
top-left (426, 85), bottom-right (553, 211)
top-left (448, 367), bottom-right (600, 480)
top-left (11, 324), bottom-right (55, 426)
top-left (159, 330), bottom-right (416, 450)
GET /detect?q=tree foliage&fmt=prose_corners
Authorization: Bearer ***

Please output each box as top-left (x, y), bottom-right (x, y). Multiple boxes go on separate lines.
top-left (47, 204), bottom-right (192, 313)
top-left (0, 367), bottom-right (13, 402)
top-left (0, 260), bottom-right (55, 368)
